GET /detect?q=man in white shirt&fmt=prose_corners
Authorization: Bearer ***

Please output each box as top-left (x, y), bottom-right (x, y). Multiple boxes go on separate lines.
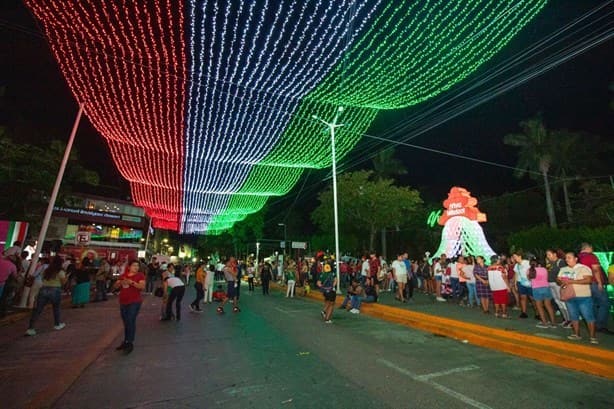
top-left (360, 256), bottom-right (369, 285)
top-left (391, 253), bottom-right (408, 303)
top-left (433, 254), bottom-right (447, 302)
top-left (162, 275), bottom-right (185, 321)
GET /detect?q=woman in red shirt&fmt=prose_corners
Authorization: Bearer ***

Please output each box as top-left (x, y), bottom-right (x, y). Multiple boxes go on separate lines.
top-left (114, 259), bottom-right (145, 354)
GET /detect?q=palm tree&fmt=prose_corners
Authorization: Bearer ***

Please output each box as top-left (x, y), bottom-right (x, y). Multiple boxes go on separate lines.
top-left (504, 117), bottom-right (557, 228)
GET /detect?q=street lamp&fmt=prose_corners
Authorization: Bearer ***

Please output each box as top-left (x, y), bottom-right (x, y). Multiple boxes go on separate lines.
top-left (312, 106), bottom-right (344, 294)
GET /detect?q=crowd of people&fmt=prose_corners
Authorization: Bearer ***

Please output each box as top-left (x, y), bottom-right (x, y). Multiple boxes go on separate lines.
top-left (1, 239), bottom-right (611, 352)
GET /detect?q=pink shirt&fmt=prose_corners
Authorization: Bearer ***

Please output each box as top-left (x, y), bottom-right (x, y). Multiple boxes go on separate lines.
top-left (531, 267), bottom-right (549, 289)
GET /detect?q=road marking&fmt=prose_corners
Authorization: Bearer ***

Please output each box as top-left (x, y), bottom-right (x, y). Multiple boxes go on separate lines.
top-left (378, 359), bottom-right (492, 409)
top-left (415, 364), bottom-right (480, 381)
top-left (275, 307), bottom-right (309, 314)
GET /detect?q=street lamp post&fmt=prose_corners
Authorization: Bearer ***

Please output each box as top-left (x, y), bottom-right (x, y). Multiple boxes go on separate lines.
top-left (278, 223), bottom-right (287, 254)
top-left (312, 106), bottom-right (344, 294)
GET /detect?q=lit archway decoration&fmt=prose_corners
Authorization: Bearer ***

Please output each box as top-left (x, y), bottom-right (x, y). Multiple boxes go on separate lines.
top-left (25, 1), bottom-right (547, 233)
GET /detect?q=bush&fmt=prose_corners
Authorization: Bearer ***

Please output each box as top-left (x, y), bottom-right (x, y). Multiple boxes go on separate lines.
top-left (507, 225), bottom-right (614, 254)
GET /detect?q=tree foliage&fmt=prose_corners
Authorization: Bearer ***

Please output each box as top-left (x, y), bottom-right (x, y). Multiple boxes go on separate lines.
top-left (0, 130), bottom-right (99, 228)
top-left (311, 170), bottom-right (422, 253)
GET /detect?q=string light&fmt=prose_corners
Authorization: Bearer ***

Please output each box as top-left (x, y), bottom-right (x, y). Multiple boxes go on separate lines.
top-left (25, 0), bottom-right (546, 233)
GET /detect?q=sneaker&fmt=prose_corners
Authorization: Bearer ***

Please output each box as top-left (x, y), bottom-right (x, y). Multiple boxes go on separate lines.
top-left (325, 320), bottom-right (333, 324)
top-left (436, 297), bottom-right (446, 302)
top-left (589, 337), bottom-right (599, 345)
top-left (567, 334), bottom-right (582, 341)
top-left (350, 308), bottom-right (360, 314)
top-left (512, 306), bottom-right (520, 311)
top-left (536, 323), bottom-right (549, 329)
top-left (216, 307), bottom-right (224, 314)
top-left (54, 323), bottom-right (66, 331)
top-left (123, 342), bottom-right (134, 354)
top-left (519, 312), bottom-right (528, 319)
top-left (320, 310), bottom-right (326, 319)
top-left (562, 321), bottom-right (573, 329)
top-left (189, 305), bottom-right (195, 312)
top-left (25, 328), bottom-right (36, 336)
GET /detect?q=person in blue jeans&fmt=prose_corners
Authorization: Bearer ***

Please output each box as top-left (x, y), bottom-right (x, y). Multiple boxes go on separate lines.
top-left (114, 260), bottom-right (145, 354)
top-left (26, 256), bottom-right (67, 336)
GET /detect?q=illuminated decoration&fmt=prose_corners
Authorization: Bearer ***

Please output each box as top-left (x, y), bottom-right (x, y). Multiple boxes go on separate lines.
top-left (432, 187), bottom-right (496, 259)
top-left (426, 210), bottom-right (443, 228)
top-left (25, 1), bottom-right (547, 233)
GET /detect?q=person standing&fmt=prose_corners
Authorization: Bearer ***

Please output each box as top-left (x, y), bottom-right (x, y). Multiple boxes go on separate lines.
top-left (114, 260), bottom-right (145, 353)
top-left (558, 252), bottom-right (598, 344)
top-left (286, 258), bottom-right (297, 298)
top-left (317, 264), bottom-right (337, 324)
top-left (95, 259), bottom-right (110, 302)
top-left (474, 256), bottom-right (490, 314)
top-left (217, 257), bottom-right (240, 313)
top-left (0, 256), bottom-right (18, 302)
top-left (204, 265), bottom-right (215, 304)
top-left (146, 257), bottom-right (160, 294)
top-left (368, 252), bottom-right (381, 295)
top-left (512, 252), bottom-right (534, 319)
top-left (528, 258), bottom-right (556, 328)
top-left (261, 262), bottom-right (272, 295)
top-left (433, 254), bottom-right (447, 302)
top-left (247, 263), bottom-right (255, 292)
top-left (487, 256), bottom-right (510, 318)
top-left (190, 264), bottom-right (205, 312)
top-left (25, 256), bottom-right (67, 336)
top-left (71, 259), bottom-right (91, 308)
top-left (163, 274), bottom-right (186, 321)
top-left (578, 243), bottom-right (611, 334)
top-left (391, 254), bottom-right (407, 303)
top-left (460, 256), bottom-right (478, 307)
top-left (546, 249), bottom-right (571, 328)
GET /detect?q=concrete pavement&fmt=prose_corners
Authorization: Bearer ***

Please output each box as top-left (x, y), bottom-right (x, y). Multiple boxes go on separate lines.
top-left (1, 284), bottom-right (613, 409)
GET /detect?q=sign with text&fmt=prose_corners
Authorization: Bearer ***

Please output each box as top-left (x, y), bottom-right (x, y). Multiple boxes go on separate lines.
top-left (75, 231), bottom-right (91, 246)
top-left (438, 187), bottom-right (487, 226)
top-left (291, 241), bottom-right (307, 250)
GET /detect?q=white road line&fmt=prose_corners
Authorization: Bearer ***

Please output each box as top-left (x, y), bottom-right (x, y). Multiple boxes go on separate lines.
top-left (416, 364), bottom-right (480, 381)
top-left (378, 359), bottom-right (492, 409)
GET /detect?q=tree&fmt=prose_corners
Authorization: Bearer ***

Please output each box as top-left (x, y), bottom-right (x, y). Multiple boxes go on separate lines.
top-left (0, 131), bottom-right (99, 229)
top-left (311, 170), bottom-right (422, 253)
top-left (504, 116), bottom-right (557, 228)
top-left (372, 147), bottom-right (408, 257)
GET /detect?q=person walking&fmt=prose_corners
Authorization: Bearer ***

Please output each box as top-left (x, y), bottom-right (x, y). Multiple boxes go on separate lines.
top-left (25, 256), bottom-right (67, 336)
top-left (163, 274), bottom-right (186, 321)
top-left (114, 260), bottom-right (145, 353)
top-left (190, 264), bottom-right (205, 312)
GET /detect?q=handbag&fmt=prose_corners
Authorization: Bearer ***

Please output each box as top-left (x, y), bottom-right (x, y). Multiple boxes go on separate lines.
top-left (560, 284), bottom-right (576, 301)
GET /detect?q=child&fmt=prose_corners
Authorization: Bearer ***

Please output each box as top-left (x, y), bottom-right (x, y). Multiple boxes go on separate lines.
top-left (212, 285), bottom-right (225, 302)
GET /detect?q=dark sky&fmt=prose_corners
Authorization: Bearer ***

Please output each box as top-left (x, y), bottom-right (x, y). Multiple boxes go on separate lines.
top-left (1, 0), bottom-right (612, 217)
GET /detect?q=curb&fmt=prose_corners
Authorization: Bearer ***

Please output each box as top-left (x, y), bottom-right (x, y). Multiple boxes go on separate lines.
top-left (286, 285), bottom-right (614, 379)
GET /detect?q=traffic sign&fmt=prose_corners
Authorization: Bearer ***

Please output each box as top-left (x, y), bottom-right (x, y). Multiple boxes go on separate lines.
top-left (291, 241), bottom-right (307, 250)
top-left (75, 231), bottom-right (90, 246)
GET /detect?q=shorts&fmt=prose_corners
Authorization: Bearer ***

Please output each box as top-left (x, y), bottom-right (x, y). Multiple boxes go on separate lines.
top-left (492, 289), bottom-right (508, 305)
top-left (532, 287), bottom-right (551, 301)
top-left (435, 275), bottom-right (442, 282)
top-left (396, 274), bottom-right (408, 284)
top-left (226, 282), bottom-right (237, 299)
top-left (323, 289), bottom-right (337, 302)
top-left (566, 297), bottom-right (595, 322)
top-left (517, 283), bottom-right (532, 297)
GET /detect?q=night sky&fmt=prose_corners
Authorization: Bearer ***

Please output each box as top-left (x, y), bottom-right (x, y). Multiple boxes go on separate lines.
top-left (1, 1), bottom-right (612, 221)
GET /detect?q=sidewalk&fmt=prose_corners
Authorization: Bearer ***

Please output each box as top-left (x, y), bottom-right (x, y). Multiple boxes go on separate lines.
top-left (0, 294), bottom-right (157, 409)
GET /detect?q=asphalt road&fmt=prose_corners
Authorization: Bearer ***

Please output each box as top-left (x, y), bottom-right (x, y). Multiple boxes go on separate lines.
top-left (48, 285), bottom-right (613, 409)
